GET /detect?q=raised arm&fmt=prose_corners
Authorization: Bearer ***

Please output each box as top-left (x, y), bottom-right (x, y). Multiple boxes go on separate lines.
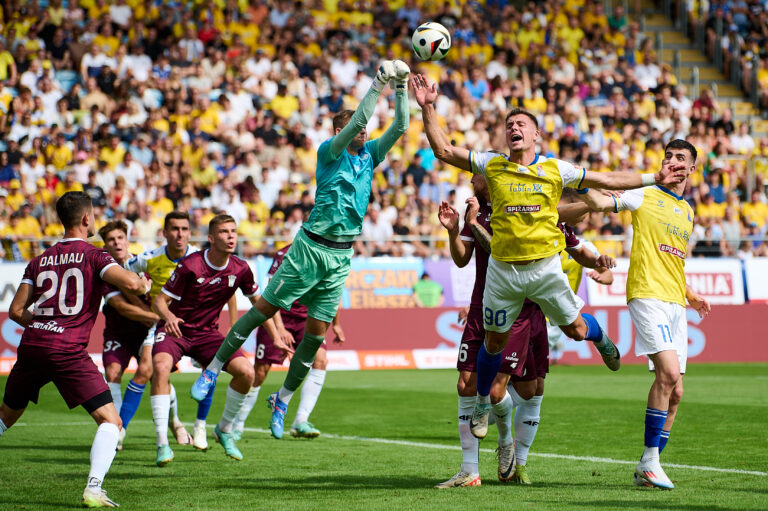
top-left (373, 61), bottom-right (410, 157)
top-left (578, 188), bottom-right (620, 213)
top-left (411, 74), bottom-right (471, 172)
top-left (328, 61), bottom-right (396, 159)
top-left (438, 200), bottom-right (474, 267)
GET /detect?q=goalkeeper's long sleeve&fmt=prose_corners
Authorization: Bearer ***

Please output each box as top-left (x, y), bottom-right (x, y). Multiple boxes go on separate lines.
top-left (328, 85), bottom-right (381, 159)
top-left (373, 90), bottom-right (409, 159)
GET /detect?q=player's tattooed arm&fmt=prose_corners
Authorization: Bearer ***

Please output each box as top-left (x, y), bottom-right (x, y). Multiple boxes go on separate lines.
top-left (469, 223), bottom-right (492, 254)
top-left (8, 282), bottom-right (34, 327)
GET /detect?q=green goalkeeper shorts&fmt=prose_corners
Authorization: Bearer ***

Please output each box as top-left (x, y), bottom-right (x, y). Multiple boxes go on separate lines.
top-left (261, 229), bottom-right (353, 323)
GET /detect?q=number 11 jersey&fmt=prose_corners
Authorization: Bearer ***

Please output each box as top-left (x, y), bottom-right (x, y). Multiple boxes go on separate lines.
top-left (19, 238), bottom-right (118, 350)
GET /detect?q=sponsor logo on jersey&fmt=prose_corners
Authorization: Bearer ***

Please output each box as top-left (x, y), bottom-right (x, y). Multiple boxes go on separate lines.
top-left (228, 275), bottom-right (236, 287)
top-left (505, 205), bottom-right (541, 213)
top-left (30, 320), bottom-right (65, 333)
top-left (657, 200), bottom-right (665, 208)
top-left (659, 243), bottom-right (686, 259)
top-left (196, 277), bottom-right (205, 283)
top-left (674, 206), bottom-right (682, 215)
top-left (209, 277), bottom-right (221, 285)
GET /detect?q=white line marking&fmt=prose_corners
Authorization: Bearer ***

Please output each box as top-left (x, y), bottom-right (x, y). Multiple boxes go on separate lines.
top-left (13, 421), bottom-right (767, 477)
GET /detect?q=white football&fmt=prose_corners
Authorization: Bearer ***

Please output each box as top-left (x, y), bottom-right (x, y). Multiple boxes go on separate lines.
top-left (411, 22), bottom-right (451, 61)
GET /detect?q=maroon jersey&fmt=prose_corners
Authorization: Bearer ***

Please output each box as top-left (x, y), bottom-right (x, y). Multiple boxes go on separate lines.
top-left (19, 238), bottom-right (118, 350)
top-left (459, 201), bottom-right (493, 309)
top-left (161, 250), bottom-right (258, 331)
top-left (268, 244), bottom-right (308, 328)
top-left (557, 222), bottom-right (581, 249)
top-left (101, 281), bottom-right (151, 342)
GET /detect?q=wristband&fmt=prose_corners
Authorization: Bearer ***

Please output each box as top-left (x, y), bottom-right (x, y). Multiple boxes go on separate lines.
top-left (641, 173), bottom-right (656, 186)
top-left (143, 281), bottom-right (152, 295)
top-left (576, 188), bottom-right (589, 194)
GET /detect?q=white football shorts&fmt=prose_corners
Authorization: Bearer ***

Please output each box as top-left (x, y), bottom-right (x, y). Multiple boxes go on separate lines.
top-left (628, 298), bottom-right (688, 373)
top-left (483, 255), bottom-right (584, 333)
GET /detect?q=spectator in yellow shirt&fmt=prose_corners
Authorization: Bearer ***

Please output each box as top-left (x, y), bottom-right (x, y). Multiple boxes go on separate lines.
top-left (267, 82), bottom-right (299, 120)
top-left (100, 135), bottom-right (126, 170)
top-left (6, 179), bottom-right (25, 212)
top-left (696, 193), bottom-right (725, 221)
top-left (54, 171), bottom-right (84, 198)
top-left (742, 190), bottom-right (768, 229)
top-left (45, 133), bottom-right (73, 170)
top-left (238, 208), bottom-right (266, 257)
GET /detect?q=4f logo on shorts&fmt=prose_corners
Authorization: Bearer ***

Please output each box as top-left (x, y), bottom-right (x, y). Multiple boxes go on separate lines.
top-left (228, 275), bottom-right (236, 287)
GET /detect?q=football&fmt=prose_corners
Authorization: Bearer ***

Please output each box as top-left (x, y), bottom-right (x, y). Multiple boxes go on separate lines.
top-left (411, 22), bottom-right (451, 61)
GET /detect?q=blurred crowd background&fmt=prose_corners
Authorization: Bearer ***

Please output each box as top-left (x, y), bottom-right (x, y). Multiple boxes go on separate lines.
top-left (0, 0), bottom-right (767, 262)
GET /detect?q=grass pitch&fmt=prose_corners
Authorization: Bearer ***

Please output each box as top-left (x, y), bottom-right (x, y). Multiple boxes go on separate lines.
top-left (0, 364), bottom-right (766, 510)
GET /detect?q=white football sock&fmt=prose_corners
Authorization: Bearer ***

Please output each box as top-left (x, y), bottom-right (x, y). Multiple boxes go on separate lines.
top-left (492, 392), bottom-right (514, 447)
top-left (277, 386), bottom-right (295, 405)
top-left (207, 357), bottom-right (224, 375)
top-left (107, 383), bottom-right (122, 414)
top-left (233, 386), bottom-right (261, 432)
top-left (0, 417), bottom-right (8, 436)
top-left (151, 394), bottom-right (170, 446)
top-left (194, 419), bottom-right (206, 429)
top-left (458, 395), bottom-right (479, 475)
top-left (513, 395), bottom-right (542, 466)
top-left (169, 384), bottom-right (181, 426)
top-left (218, 386), bottom-right (247, 433)
top-left (88, 423), bottom-right (119, 488)
top-left (293, 368), bottom-right (326, 426)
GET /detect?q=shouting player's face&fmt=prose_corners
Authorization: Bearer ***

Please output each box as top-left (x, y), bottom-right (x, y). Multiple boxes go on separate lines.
top-left (209, 221), bottom-right (238, 255)
top-left (505, 114), bottom-right (539, 153)
top-left (662, 148), bottom-right (695, 178)
top-left (164, 218), bottom-right (190, 255)
top-left (103, 229), bottom-right (129, 262)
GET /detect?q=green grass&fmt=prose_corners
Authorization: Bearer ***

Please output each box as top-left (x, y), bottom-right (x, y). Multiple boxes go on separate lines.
top-left (1, 364), bottom-right (767, 510)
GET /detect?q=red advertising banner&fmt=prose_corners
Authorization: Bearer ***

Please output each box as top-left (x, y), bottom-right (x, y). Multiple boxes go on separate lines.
top-left (0, 304), bottom-right (765, 373)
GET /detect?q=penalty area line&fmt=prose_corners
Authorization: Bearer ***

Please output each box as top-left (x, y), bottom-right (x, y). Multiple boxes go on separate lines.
top-left (14, 421), bottom-right (767, 478)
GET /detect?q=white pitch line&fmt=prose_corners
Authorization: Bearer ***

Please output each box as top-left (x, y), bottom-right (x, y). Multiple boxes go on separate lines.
top-left (13, 421), bottom-right (767, 478)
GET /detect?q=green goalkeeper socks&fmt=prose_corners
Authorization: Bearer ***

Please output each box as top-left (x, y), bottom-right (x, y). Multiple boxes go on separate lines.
top-left (283, 333), bottom-right (325, 392)
top-left (214, 308), bottom-right (269, 365)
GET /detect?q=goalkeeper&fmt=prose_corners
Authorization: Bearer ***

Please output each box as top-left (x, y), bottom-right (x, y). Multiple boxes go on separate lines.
top-left (191, 60), bottom-right (411, 438)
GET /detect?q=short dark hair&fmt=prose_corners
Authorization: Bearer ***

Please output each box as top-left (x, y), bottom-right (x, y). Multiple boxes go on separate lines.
top-left (98, 220), bottom-right (128, 241)
top-left (332, 110), bottom-right (354, 131)
top-left (665, 139), bottom-right (697, 162)
top-left (164, 210), bottom-right (190, 229)
top-left (208, 214), bottom-right (236, 234)
top-left (56, 191), bottom-right (93, 229)
top-left (505, 108), bottom-right (539, 129)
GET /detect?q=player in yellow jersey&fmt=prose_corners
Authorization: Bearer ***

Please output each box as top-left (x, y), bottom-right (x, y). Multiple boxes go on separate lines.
top-left (122, 211), bottom-right (198, 449)
top-left (412, 74), bottom-right (686, 440)
top-left (580, 140), bottom-right (711, 489)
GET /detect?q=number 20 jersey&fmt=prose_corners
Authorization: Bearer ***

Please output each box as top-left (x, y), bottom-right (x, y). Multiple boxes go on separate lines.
top-left (19, 238), bottom-right (118, 350)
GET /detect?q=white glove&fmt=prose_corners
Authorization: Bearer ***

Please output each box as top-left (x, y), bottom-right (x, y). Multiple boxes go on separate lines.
top-left (391, 60), bottom-right (410, 91)
top-left (372, 60), bottom-right (396, 92)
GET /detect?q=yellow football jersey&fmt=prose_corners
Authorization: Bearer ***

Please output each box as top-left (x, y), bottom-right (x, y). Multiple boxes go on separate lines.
top-left (618, 186), bottom-right (693, 306)
top-left (469, 151), bottom-right (585, 262)
top-left (125, 245), bottom-right (199, 301)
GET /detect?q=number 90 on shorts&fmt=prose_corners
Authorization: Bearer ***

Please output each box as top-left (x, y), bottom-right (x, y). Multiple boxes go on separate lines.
top-left (484, 307), bottom-right (508, 331)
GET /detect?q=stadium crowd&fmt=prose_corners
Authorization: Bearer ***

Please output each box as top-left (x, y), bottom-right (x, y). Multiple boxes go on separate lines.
top-left (0, 0), bottom-right (767, 262)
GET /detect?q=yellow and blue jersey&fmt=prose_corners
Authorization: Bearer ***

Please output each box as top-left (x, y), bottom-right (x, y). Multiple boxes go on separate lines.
top-left (469, 151), bottom-right (585, 262)
top-left (617, 186), bottom-right (693, 306)
top-left (125, 245), bottom-right (198, 301)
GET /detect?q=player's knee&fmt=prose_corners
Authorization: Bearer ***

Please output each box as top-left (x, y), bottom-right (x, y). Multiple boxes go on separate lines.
top-left (312, 352), bottom-right (328, 370)
top-left (670, 383), bottom-right (684, 405)
top-left (656, 370), bottom-right (681, 389)
top-left (104, 364), bottom-right (122, 383)
top-left (136, 360), bottom-right (153, 382)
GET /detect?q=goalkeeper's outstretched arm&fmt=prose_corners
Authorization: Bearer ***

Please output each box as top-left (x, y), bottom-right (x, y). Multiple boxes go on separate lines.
top-left (328, 61), bottom-right (396, 159)
top-left (373, 60), bottom-right (410, 157)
